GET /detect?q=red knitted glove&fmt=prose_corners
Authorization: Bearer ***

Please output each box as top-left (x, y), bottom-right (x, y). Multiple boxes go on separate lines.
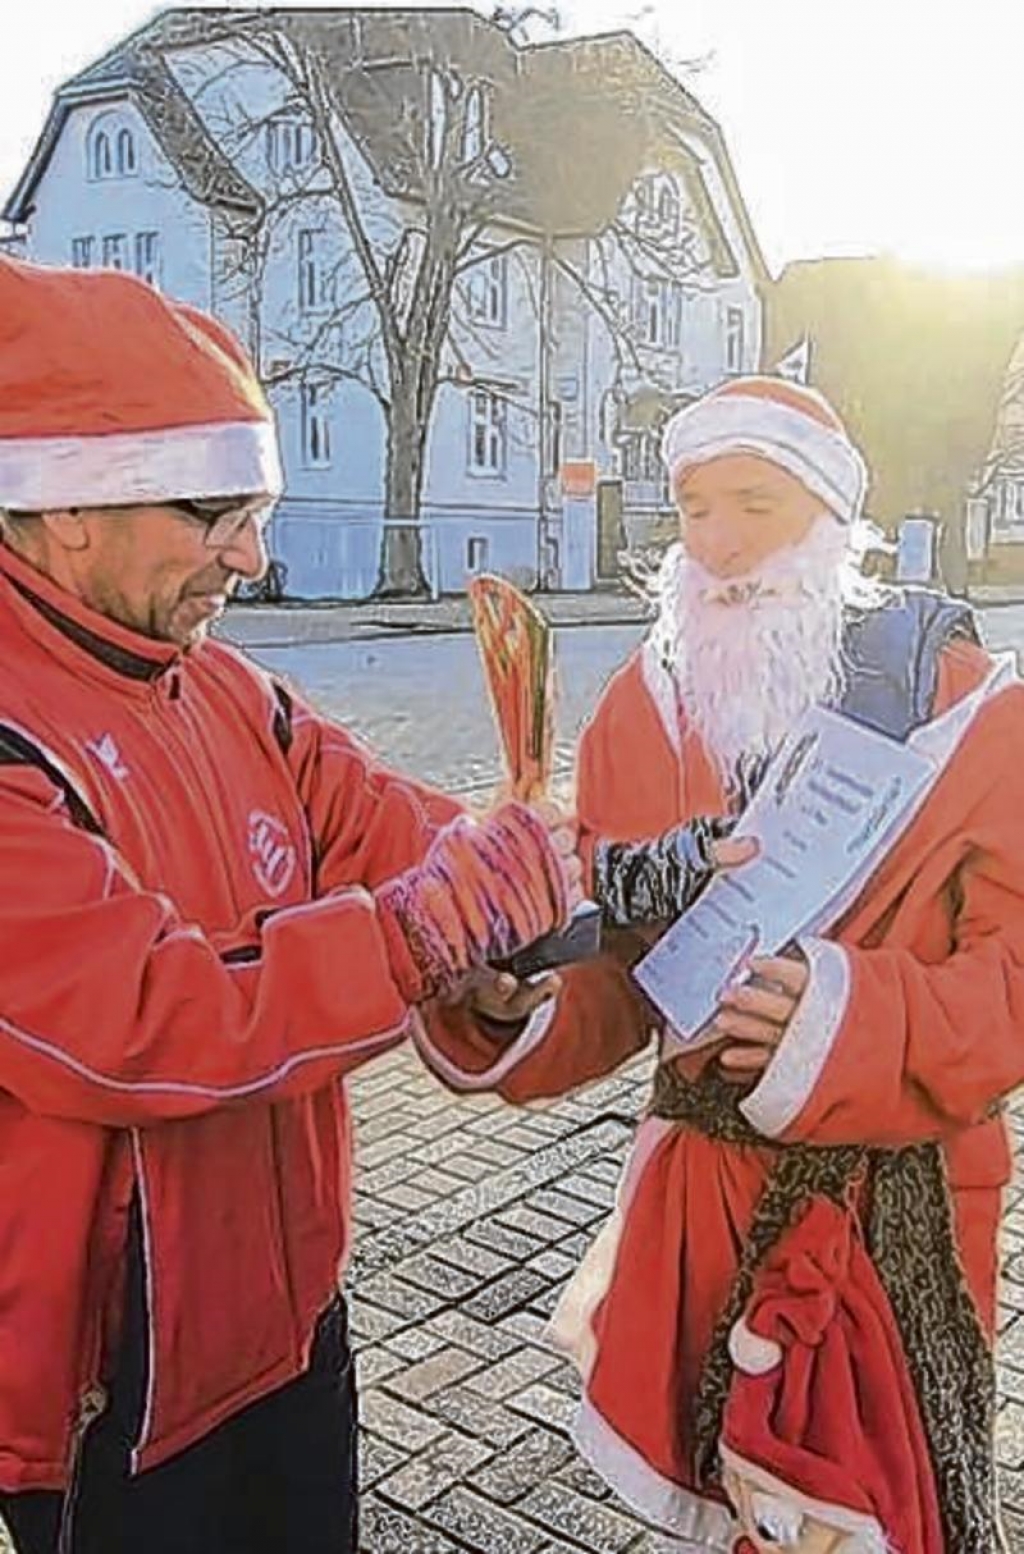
top-left (375, 802), bottom-right (570, 1004)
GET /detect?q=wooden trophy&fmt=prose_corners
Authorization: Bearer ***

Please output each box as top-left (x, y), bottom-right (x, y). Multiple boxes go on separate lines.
top-left (468, 573), bottom-right (600, 976)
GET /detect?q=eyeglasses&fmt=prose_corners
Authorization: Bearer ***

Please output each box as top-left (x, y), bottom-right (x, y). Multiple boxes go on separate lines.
top-left (167, 497), bottom-right (275, 549)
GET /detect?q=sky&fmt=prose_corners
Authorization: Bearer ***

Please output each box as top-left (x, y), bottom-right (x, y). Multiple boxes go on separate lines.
top-left (4, 0), bottom-right (1024, 276)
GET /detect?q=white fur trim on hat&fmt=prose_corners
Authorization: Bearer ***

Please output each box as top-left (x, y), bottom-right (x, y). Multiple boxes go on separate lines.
top-left (661, 395), bottom-right (867, 523)
top-left (728, 1314), bottom-right (783, 1376)
top-left (0, 419), bottom-right (283, 510)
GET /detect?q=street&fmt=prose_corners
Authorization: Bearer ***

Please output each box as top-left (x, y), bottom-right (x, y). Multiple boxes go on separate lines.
top-left (245, 607), bottom-right (1024, 1554)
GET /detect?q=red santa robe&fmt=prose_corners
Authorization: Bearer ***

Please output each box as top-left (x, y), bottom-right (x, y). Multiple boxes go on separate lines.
top-left (419, 629), bottom-right (1022, 1547)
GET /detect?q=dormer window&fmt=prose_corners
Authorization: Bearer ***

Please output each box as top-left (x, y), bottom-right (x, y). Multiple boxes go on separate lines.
top-left (117, 128), bottom-right (136, 175)
top-left (87, 113), bottom-right (138, 181)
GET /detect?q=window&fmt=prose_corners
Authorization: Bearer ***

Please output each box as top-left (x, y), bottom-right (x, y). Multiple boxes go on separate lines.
top-left (71, 236), bottom-right (93, 269)
top-left (301, 383), bottom-right (332, 468)
top-left (117, 128), bottom-right (136, 176)
top-left (298, 229), bottom-right (329, 312)
top-left (87, 115), bottom-right (137, 181)
top-left (468, 389), bottom-right (506, 475)
top-left (102, 234), bottom-right (127, 271)
top-left (90, 131), bottom-right (113, 181)
top-left (725, 307), bottom-right (745, 374)
top-left (462, 85), bottom-right (487, 163)
top-left (466, 253), bottom-right (507, 329)
top-left (134, 232), bottom-right (161, 288)
top-left (466, 536), bottom-right (489, 573)
top-left (267, 119), bottom-right (316, 176)
top-left (548, 401), bottom-right (563, 478)
top-left (658, 181), bottom-right (679, 231)
top-left (635, 277), bottom-right (681, 349)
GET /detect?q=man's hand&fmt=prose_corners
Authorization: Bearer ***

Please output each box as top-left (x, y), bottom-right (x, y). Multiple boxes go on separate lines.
top-left (445, 965), bottom-right (561, 1030)
top-left (710, 952), bottom-right (809, 1078)
top-left (529, 800), bottom-right (584, 911)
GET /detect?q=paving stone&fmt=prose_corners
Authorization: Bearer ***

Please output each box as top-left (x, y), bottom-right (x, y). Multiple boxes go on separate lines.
top-left (997, 1400), bottom-right (1024, 1469)
top-left (356, 1273), bottom-right (449, 1322)
top-left (462, 1268), bottom-right (551, 1322)
top-left (359, 1431), bottom-right (407, 1489)
top-left (361, 1389), bottom-right (448, 1451)
top-left (425, 1385), bottom-right (535, 1448)
top-left (518, 1483), bottom-right (641, 1553)
top-left (423, 1309), bottom-right (522, 1361)
top-left (498, 1309), bottom-right (554, 1345)
top-left (462, 1345), bottom-right (561, 1400)
top-left (347, 1296), bottom-right (409, 1343)
top-left (376, 1428), bottom-right (493, 1511)
top-left (355, 1346), bottom-right (406, 1388)
top-left (386, 1347), bottom-right (484, 1402)
top-left (497, 1205), bottom-right (575, 1242)
top-left (384, 1326), bottom-right (449, 1362)
top-left (432, 1234), bottom-right (514, 1280)
top-left (527, 1187), bottom-right (606, 1228)
top-left (399, 1252), bottom-right (486, 1300)
top-left (426, 1486), bottom-right (548, 1553)
top-left (555, 1170), bottom-right (619, 1209)
top-left (507, 1381), bottom-right (578, 1434)
top-left (466, 1218), bottom-right (545, 1261)
top-left (359, 1494), bottom-right (465, 1554)
top-left (555, 1457), bottom-right (615, 1500)
top-left (458, 1137), bottom-right (526, 1168)
top-left (377, 1181), bottom-right (437, 1214)
top-left (528, 1248), bottom-right (579, 1281)
top-left (468, 1425), bottom-right (575, 1504)
top-left (528, 1280), bottom-right (570, 1319)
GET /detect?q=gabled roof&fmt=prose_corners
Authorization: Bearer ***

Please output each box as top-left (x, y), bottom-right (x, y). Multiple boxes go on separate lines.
top-left (6, 5), bottom-right (764, 283)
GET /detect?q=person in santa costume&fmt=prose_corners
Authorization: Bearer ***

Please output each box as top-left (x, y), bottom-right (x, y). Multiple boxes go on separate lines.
top-left (422, 375), bottom-right (1016, 1551)
top-left (0, 254), bottom-right (581, 1554)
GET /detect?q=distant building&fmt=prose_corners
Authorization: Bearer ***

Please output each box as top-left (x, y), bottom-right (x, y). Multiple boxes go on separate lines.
top-left (6, 7), bottom-right (766, 597)
top-left (766, 255), bottom-right (1024, 588)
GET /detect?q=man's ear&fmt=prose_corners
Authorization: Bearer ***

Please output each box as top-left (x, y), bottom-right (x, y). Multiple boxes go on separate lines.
top-left (39, 508), bottom-right (91, 552)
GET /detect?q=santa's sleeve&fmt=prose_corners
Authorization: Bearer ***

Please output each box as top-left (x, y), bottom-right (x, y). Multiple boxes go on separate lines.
top-left (415, 697), bottom-right (655, 1102)
top-left (741, 654), bottom-right (1024, 1148)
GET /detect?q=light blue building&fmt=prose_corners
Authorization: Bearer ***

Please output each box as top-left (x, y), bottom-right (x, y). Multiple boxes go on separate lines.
top-left (4, 8), bottom-right (767, 598)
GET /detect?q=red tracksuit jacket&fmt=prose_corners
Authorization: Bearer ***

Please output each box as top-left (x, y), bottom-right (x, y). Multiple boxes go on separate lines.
top-left (0, 543), bottom-right (457, 1489)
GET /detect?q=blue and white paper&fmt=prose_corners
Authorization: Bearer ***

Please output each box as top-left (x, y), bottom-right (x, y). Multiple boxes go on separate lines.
top-left (632, 706), bottom-right (936, 1045)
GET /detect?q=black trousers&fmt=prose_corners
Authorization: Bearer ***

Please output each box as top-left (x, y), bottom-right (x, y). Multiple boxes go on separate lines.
top-left (0, 1297), bottom-right (358, 1554)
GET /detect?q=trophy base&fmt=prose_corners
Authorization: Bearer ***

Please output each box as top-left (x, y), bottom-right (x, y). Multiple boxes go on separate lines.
top-left (496, 901), bottom-right (602, 980)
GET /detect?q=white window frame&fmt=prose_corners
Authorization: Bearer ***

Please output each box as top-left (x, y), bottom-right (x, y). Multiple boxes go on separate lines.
top-left (134, 231), bottom-right (161, 288)
top-left (468, 388), bottom-right (507, 477)
top-left (102, 233), bottom-right (127, 271)
top-left (267, 118), bottom-right (315, 176)
top-left (466, 535), bottom-right (489, 573)
top-left (301, 382), bottom-right (333, 469)
top-left (466, 252), bottom-right (507, 329)
top-left (117, 127), bottom-right (137, 176)
top-left (462, 85), bottom-right (488, 164)
top-left (635, 276), bottom-right (681, 350)
top-left (71, 236), bottom-right (94, 269)
top-left (725, 306), bottom-right (746, 374)
top-left (297, 229), bottom-right (329, 312)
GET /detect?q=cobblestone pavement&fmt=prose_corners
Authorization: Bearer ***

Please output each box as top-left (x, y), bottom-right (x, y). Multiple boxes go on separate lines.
top-left (345, 1049), bottom-right (1024, 1553)
top-left (3, 613), bottom-right (1024, 1554)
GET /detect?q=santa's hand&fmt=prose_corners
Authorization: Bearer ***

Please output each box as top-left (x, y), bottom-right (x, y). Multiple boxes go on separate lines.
top-left (447, 965), bottom-right (561, 1030)
top-left (712, 953), bottom-right (808, 1077)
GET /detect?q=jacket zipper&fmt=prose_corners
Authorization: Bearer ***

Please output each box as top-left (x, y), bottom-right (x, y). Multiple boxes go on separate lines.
top-left (57, 1384), bottom-right (107, 1554)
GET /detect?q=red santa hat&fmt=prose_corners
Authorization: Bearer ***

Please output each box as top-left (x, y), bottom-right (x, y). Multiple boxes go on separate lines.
top-left (720, 1196), bottom-right (944, 1554)
top-left (0, 254), bottom-right (282, 511)
top-left (661, 376), bottom-right (867, 524)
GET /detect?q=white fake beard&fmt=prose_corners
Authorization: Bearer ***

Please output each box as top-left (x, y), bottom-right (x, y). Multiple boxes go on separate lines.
top-left (652, 514), bottom-right (850, 787)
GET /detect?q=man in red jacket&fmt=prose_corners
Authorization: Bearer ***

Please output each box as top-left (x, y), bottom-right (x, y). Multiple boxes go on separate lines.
top-left (0, 255), bottom-right (577, 1554)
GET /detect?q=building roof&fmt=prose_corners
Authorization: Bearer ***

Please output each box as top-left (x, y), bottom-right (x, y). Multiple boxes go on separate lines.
top-left (765, 255), bottom-right (1024, 523)
top-left (5, 5), bottom-right (765, 282)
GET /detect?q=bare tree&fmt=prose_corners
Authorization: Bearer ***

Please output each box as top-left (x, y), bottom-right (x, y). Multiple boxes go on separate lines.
top-left (153, 10), bottom-right (529, 596)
